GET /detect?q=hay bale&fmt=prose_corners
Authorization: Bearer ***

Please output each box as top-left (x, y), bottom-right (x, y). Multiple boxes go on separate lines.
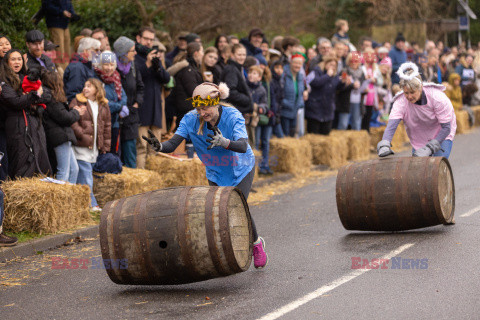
top-left (146, 153), bottom-right (208, 187)
top-left (93, 167), bottom-right (164, 207)
top-left (370, 123), bottom-right (409, 151)
top-left (2, 178), bottom-right (91, 234)
top-left (302, 134), bottom-right (348, 168)
top-left (455, 110), bottom-right (470, 134)
top-left (269, 137), bottom-right (312, 175)
top-left (330, 130), bottom-right (370, 161)
top-left (470, 106), bottom-right (480, 127)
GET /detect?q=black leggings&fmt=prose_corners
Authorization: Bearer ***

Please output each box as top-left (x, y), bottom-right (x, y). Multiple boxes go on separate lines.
top-left (306, 118), bottom-right (333, 135)
top-left (361, 105), bottom-right (373, 133)
top-left (208, 167), bottom-right (258, 241)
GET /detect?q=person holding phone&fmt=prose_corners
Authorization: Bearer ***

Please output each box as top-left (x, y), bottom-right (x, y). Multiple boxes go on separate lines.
top-left (143, 82), bottom-right (268, 269)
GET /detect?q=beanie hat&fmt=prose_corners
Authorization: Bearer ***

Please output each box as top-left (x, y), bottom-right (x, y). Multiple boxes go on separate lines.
top-left (380, 57), bottom-right (392, 68)
top-left (291, 53), bottom-right (305, 61)
top-left (99, 50), bottom-right (117, 64)
top-left (395, 33), bottom-right (406, 43)
top-left (191, 82), bottom-right (229, 108)
top-left (113, 36), bottom-right (135, 57)
top-left (185, 33), bottom-right (200, 44)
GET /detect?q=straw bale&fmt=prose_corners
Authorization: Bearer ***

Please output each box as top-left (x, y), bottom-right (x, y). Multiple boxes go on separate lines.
top-left (93, 167), bottom-right (164, 207)
top-left (471, 106), bottom-right (480, 126)
top-left (455, 110), bottom-right (470, 134)
top-left (269, 137), bottom-right (312, 175)
top-left (146, 153), bottom-right (208, 187)
top-left (330, 130), bottom-right (370, 161)
top-left (370, 122), bottom-right (409, 151)
top-left (302, 134), bottom-right (348, 168)
top-left (2, 178), bottom-right (91, 234)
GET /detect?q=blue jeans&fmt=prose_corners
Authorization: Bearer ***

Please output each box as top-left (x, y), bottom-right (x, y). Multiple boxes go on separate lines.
top-left (349, 103), bottom-right (362, 130)
top-left (255, 125), bottom-right (273, 170)
top-left (77, 160), bottom-right (98, 207)
top-left (54, 141), bottom-right (79, 184)
top-left (0, 189), bottom-right (4, 233)
top-left (337, 112), bottom-right (350, 130)
top-left (412, 140), bottom-right (453, 159)
top-left (272, 122), bottom-right (284, 138)
top-left (121, 139), bottom-right (137, 168)
top-left (281, 117), bottom-right (296, 137)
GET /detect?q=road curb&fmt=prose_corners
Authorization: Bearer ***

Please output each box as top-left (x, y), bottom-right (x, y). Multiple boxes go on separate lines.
top-left (0, 225), bottom-right (99, 263)
top-left (0, 167), bottom-right (326, 263)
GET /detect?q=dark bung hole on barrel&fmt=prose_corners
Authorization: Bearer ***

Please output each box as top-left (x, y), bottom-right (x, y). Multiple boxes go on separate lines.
top-left (159, 241), bottom-right (168, 249)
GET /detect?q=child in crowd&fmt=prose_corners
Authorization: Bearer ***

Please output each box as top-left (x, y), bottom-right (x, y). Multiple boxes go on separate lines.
top-left (70, 79), bottom-right (111, 211)
top-left (247, 66), bottom-right (271, 174)
top-left (270, 60), bottom-right (285, 138)
top-left (445, 73), bottom-right (463, 111)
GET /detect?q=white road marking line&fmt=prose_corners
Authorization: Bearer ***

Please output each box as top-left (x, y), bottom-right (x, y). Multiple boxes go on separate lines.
top-left (460, 204), bottom-right (480, 217)
top-left (257, 243), bottom-right (415, 320)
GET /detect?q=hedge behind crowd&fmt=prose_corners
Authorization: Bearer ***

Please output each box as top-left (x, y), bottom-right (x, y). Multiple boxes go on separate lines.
top-left (0, 0), bottom-right (165, 51)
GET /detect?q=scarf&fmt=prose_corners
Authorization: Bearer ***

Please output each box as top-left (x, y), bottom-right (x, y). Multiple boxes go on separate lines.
top-left (116, 56), bottom-right (131, 76)
top-left (95, 67), bottom-right (122, 100)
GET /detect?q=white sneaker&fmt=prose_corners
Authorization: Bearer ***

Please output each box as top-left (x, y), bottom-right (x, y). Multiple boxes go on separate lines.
top-left (91, 206), bottom-right (102, 212)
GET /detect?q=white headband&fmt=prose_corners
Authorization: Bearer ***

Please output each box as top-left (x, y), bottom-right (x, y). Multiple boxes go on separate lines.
top-left (396, 62), bottom-right (422, 84)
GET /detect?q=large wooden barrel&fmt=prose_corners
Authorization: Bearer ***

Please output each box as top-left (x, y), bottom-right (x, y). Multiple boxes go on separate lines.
top-left (336, 157), bottom-right (455, 231)
top-left (99, 186), bottom-right (253, 285)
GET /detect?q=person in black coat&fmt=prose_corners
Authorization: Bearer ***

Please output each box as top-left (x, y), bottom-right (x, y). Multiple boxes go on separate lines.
top-left (220, 43), bottom-right (253, 115)
top-left (270, 60), bottom-right (285, 138)
top-left (0, 49), bottom-right (52, 179)
top-left (113, 36), bottom-right (145, 168)
top-left (41, 70), bottom-right (84, 183)
top-left (172, 42), bottom-right (204, 126)
top-left (134, 27), bottom-right (170, 169)
top-left (25, 30), bottom-right (57, 73)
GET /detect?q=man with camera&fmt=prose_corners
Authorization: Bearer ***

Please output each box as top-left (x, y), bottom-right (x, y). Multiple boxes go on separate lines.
top-left (134, 27), bottom-right (171, 169)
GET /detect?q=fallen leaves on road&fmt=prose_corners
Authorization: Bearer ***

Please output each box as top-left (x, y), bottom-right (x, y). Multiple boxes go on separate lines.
top-left (196, 302), bottom-right (213, 307)
top-left (135, 301), bottom-right (148, 305)
top-left (3, 303), bottom-right (15, 307)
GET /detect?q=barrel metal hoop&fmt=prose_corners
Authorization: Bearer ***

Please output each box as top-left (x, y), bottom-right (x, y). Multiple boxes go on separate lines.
top-left (177, 186), bottom-right (198, 279)
top-left (205, 187), bottom-right (229, 276)
top-left (219, 187), bottom-right (242, 273)
top-left (135, 191), bottom-right (157, 282)
top-left (112, 197), bottom-right (134, 282)
top-left (99, 201), bottom-right (117, 282)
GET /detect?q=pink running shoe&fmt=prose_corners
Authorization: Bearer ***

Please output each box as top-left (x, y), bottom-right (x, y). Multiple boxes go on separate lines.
top-left (253, 237), bottom-right (268, 269)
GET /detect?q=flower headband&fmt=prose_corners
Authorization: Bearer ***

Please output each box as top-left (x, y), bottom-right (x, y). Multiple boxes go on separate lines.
top-left (189, 94), bottom-right (220, 108)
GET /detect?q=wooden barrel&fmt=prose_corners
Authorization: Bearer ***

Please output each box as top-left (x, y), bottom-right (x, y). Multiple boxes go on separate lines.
top-left (336, 157), bottom-right (455, 231)
top-left (99, 186), bottom-right (253, 285)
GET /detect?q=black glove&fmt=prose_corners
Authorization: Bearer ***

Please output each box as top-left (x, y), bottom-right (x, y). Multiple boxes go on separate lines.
top-left (151, 57), bottom-right (160, 71)
top-left (142, 129), bottom-right (162, 152)
top-left (206, 126), bottom-right (230, 150)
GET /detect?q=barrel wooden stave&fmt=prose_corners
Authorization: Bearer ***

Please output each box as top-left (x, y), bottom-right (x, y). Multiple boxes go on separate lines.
top-left (100, 186), bottom-right (253, 285)
top-left (336, 157), bottom-right (455, 231)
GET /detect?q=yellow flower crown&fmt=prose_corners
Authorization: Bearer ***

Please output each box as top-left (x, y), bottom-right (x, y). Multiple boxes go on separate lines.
top-left (189, 95), bottom-right (220, 108)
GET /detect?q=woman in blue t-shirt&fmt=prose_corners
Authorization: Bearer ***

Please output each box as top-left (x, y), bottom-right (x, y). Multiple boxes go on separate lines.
top-left (143, 82), bottom-right (268, 269)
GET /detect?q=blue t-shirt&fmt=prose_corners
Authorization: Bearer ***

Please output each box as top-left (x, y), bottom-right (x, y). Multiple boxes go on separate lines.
top-left (175, 105), bottom-right (255, 186)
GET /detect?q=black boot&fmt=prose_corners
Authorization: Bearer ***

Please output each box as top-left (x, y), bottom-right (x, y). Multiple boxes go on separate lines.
top-left (0, 233), bottom-right (18, 247)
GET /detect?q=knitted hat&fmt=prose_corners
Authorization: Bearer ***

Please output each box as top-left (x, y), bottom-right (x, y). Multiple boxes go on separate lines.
top-left (185, 33), bottom-right (200, 44)
top-left (380, 57), bottom-right (392, 68)
top-left (291, 53), bottom-right (305, 61)
top-left (191, 82), bottom-right (229, 108)
top-left (99, 50), bottom-right (117, 64)
top-left (395, 33), bottom-right (406, 43)
top-left (113, 36), bottom-right (135, 57)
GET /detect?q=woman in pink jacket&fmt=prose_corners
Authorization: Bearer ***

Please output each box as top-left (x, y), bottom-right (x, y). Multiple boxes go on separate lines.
top-left (377, 62), bottom-right (457, 159)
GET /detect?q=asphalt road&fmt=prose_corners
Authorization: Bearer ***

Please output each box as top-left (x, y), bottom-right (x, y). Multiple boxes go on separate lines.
top-left (1, 128), bottom-right (480, 320)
